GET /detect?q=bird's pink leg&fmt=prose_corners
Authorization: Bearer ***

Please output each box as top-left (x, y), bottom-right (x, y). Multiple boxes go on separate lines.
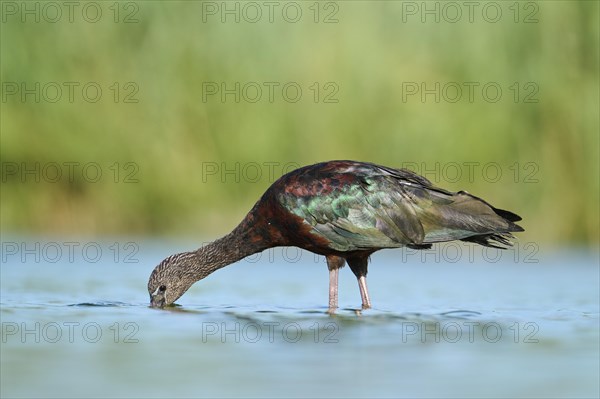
top-left (326, 256), bottom-right (345, 313)
top-left (357, 276), bottom-right (372, 309)
top-left (328, 267), bottom-right (339, 311)
top-left (346, 256), bottom-right (372, 310)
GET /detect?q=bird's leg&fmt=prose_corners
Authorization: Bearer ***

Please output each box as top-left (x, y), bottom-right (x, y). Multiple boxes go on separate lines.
top-left (347, 255), bottom-right (372, 310)
top-left (357, 276), bottom-right (372, 310)
top-left (326, 256), bottom-right (345, 313)
top-left (329, 267), bottom-right (338, 310)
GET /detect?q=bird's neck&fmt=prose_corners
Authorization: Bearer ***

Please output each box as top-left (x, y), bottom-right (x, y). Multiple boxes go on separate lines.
top-left (190, 220), bottom-right (271, 280)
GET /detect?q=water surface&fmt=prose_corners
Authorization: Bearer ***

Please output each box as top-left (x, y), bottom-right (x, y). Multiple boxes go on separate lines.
top-left (1, 239), bottom-right (598, 398)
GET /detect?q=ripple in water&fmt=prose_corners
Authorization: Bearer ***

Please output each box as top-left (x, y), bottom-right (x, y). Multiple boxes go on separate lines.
top-left (68, 301), bottom-right (132, 307)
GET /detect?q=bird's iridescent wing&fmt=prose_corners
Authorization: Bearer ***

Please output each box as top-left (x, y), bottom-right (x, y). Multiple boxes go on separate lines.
top-left (277, 162), bottom-right (522, 252)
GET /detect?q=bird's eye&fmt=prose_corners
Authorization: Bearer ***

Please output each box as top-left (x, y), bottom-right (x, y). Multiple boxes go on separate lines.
top-left (159, 285), bottom-right (166, 292)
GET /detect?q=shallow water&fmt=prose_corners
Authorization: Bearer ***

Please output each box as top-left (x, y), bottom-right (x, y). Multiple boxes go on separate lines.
top-left (1, 238), bottom-right (598, 398)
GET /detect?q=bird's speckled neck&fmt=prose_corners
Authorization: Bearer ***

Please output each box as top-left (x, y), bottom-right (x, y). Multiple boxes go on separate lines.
top-left (191, 224), bottom-right (269, 280)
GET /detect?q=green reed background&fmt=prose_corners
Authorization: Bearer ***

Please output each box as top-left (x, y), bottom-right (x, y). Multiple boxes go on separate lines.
top-left (1, 1), bottom-right (598, 246)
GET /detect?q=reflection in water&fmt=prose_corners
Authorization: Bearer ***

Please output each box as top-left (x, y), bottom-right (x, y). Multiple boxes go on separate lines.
top-left (69, 302), bottom-right (131, 307)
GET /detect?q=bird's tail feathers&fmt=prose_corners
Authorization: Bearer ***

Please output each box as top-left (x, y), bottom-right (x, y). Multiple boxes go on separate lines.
top-left (461, 232), bottom-right (517, 249)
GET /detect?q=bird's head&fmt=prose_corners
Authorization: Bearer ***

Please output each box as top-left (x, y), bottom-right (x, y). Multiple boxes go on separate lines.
top-left (147, 252), bottom-right (200, 308)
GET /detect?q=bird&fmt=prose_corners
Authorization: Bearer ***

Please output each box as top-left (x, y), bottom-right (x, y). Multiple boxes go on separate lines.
top-left (148, 160), bottom-right (524, 311)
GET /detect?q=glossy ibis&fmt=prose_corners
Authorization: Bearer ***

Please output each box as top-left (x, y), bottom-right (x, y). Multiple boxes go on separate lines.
top-left (148, 160), bottom-right (523, 311)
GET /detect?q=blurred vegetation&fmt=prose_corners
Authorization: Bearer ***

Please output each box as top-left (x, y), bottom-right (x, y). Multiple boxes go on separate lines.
top-left (1, 1), bottom-right (598, 246)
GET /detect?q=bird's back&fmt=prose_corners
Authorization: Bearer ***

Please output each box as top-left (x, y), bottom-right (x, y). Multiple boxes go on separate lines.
top-left (269, 160), bottom-right (523, 253)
